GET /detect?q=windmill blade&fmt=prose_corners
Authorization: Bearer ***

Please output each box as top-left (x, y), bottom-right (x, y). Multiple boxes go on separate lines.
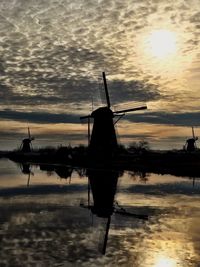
top-left (80, 115), bottom-right (92, 120)
top-left (102, 72), bottom-right (111, 108)
top-left (30, 141), bottom-right (33, 151)
top-left (193, 177), bottom-right (196, 188)
top-left (115, 210), bottom-right (148, 220)
top-left (28, 127), bottom-right (31, 139)
top-left (192, 126), bottom-right (195, 139)
top-left (19, 163), bottom-right (23, 172)
top-left (27, 172), bottom-right (31, 187)
top-left (20, 142), bottom-right (23, 150)
top-left (101, 216), bottom-right (111, 255)
top-left (114, 105), bottom-right (147, 114)
top-left (88, 177), bottom-right (91, 206)
top-left (114, 202), bottom-right (148, 220)
top-left (88, 117), bottom-right (91, 145)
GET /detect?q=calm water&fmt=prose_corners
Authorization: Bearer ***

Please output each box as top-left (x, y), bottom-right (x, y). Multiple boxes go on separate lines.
top-left (0, 158), bottom-right (199, 267)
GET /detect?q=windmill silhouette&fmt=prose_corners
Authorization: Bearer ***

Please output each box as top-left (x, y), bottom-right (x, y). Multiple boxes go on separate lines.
top-left (80, 72), bottom-right (147, 160)
top-left (20, 127), bottom-right (35, 153)
top-left (185, 126), bottom-right (198, 152)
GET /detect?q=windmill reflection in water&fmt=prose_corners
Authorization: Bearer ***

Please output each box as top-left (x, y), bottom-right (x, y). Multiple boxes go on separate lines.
top-left (19, 162), bottom-right (34, 187)
top-left (81, 167), bottom-right (148, 254)
top-left (17, 162), bottom-right (149, 254)
top-left (19, 163), bottom-right (73, 187)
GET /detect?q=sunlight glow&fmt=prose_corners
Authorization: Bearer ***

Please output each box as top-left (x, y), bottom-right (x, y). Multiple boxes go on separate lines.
top-left (148, 30), bottom-right (177, 59)
top-left (154, 256), bottom-right (177, 267)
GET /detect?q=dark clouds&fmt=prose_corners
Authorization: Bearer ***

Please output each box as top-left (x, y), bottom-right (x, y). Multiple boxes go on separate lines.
top-left (106, 79), bottom-right (160, 105)
top-left (0, 109), bottom-right (79, 124)
top-left (126, 111), bottom-right (200, 127)
top-left (0, 0), bottom-right (200, 148)
top-left (0, 76), bottom-right (159, 109)
top-left (0, 109), bottom-right (200, 127)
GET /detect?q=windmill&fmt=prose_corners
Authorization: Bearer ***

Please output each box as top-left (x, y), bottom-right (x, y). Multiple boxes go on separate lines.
top-left (80, 72), bottom-right (147, 161)
top-left (20, 127), bottom-right (35, 153)
top-left (185, 126), bottom-right (198, 152)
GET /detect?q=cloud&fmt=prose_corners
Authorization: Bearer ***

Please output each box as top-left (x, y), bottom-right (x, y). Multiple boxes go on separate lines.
top-left (0, 74), bottom-right (159, 111)
top-left (0, 110), bottom-right (80, 124)
top-left (126, 111), bottom-right (200, 127)
top-left (106, 79), bottom-right (160, 105)
top-left (125, 182), bottom-right (200, 195)
top-left (0, 184), bottom-right (87, 197)
top-left (1, 104), bottom-right (200, 128)
top-left (0, 0), bottom-right (200, 149)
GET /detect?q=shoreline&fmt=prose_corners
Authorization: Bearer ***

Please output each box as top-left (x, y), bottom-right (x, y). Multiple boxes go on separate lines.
top-left (1, 148), bottom-right (200, 178)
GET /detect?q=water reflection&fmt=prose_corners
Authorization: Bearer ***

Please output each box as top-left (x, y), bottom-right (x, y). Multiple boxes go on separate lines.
top-left (40, 164), bottom-right (73, 183)
top-left (17, 163), bottom-right (149, 254)
top-left (19, 163), bottom-right (34, 187)
top-left (0, 159), bottom-right (199, 266)
top-left (86, 168), bottom-right (119, 254)
top-left (19, 163), bottom-right (74, 187)
top-left (82, 168), bottom-right (148, 254)
top-left (128, 170), bottom-right (150, 183)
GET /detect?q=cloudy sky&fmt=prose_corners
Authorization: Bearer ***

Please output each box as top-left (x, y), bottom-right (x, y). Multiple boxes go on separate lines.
top-left (0, 0), bottom-right (200, 150)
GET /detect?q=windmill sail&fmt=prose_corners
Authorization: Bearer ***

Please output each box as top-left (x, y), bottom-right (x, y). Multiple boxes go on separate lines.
top-left (114, 106), bottom-right (147, 114)
top-left (28, 127), bottom-right (31, 139)
top-left (102, 72), bottom-right (111, 108)
top-left (192, 126), bottom-right (195, 139)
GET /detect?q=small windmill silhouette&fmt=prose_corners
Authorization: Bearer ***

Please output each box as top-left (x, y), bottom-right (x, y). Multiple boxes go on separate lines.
top-left (20, 127), bottom-right (35, 153)
top-left (80, 72), bottom-right (147, 160)
top-left (185, 126), bottom-right (198, 151)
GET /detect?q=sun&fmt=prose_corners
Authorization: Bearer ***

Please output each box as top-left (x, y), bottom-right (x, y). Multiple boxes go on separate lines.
top-left (154, 256), bottom-right (177, 267)
top-left (148, 29), bottom-right (177, 59)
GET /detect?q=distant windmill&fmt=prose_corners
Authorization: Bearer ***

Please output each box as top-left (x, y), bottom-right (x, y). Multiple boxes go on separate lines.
top-left (80, 72), bottom-right (147, 160)
top-left (185, 126), bottom-right (198, 152)
top-left (20, 127), bottom-right (35, 153)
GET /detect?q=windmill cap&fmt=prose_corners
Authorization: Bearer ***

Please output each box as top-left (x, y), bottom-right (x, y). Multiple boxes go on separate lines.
top-left (91, 107), bottom-right (113, 118)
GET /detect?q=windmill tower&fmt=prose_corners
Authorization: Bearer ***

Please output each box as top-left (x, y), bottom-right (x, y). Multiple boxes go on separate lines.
top-left (20, 127), bottom-right (35, 153)
top-left (80, 72), bottom-right (147, 161)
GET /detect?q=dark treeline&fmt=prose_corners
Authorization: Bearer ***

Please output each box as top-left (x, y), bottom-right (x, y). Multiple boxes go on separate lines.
top-left (1, 140), bottom-right (200, 178)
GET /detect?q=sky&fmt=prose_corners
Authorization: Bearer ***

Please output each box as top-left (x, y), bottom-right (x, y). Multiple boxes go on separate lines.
top-left (0, 0), bottom-right (200, 150)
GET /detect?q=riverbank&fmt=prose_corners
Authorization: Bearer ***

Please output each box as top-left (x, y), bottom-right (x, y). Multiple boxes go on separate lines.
top-left (2, 147), bottom-right (200, 178)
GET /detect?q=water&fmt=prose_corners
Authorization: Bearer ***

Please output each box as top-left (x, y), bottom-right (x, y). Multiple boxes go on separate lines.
top-left (0, 158), bottom-right (199, 267)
